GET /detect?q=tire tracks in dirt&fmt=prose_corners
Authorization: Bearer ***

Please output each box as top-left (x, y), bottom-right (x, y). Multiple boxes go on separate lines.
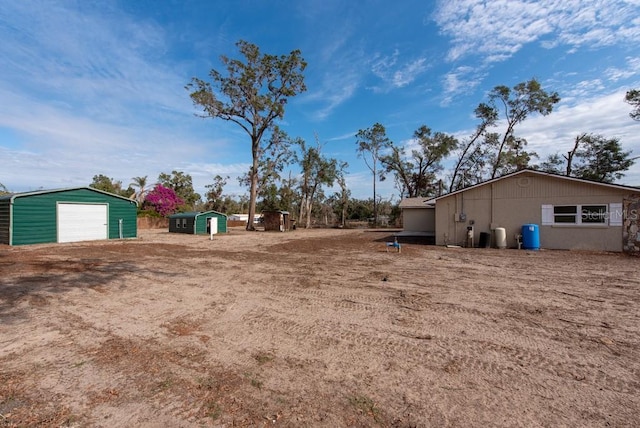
top-left (243, 288), bottom-right (640, 396)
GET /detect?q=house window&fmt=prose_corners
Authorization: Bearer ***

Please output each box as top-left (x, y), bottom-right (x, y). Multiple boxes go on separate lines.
top-left (554, 205), bottom-right (578, 223)
top-left (581, 205), bottom-right (607, 224)
top-left (176, 219), bottom-right (181, 228)
top-left (182, 219), bottom-right (187, 228)
top-left (542, 204), bottom-right (612, 226)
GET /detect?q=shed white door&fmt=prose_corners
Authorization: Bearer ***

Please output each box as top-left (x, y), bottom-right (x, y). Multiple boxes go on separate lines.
top-left (58, 203), bottom-right (108, 243)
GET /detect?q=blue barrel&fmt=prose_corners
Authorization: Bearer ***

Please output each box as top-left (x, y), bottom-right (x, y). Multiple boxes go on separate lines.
top-left (521, 224), bottom-right (540, 250)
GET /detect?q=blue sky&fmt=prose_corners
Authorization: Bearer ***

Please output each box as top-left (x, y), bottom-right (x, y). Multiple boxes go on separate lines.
top-left (1, 0), bottom-right (639, 201)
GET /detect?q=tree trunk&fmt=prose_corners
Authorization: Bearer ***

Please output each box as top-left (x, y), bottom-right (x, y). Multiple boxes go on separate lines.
top-left (298, 196), bottom-right (306, 228)
top-left (491, 123), bottom-right (516, 179)
top-left (450, 139), bottom-right (476, 192)
top-left (491, 134), bottom-right (508, 179)
top-left (372, 163), bottom-right (377, 227)
top-left (564, 134), bottom-right (583, 176)
top-left (303, 198), bottom-right (313, 228)
top-left (246, 139), bottom-right (260, 231)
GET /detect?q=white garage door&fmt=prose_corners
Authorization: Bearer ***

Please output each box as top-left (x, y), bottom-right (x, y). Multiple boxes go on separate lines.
top-left (58, 203), bottom-right (108, 243)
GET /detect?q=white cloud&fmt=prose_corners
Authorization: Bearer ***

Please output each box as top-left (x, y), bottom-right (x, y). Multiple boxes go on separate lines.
top-left (0, 2), bottom-right (183, 121)
top-left (304, 76), bottom-right (359, 121)
top-left (433, 0), bottom-right (640, 64)
top-left (370, 51), bottom-right (429, 93)
top-left (392, 58), bottom-right (429, 88)
top-left (328, 131), bottom-right (359, 142)
top-left (301, 38), bottom-right (365, 121)
top-left (605, 56), bottom-right (640, 82)
top-left (181, 162), bottom-right (252, 197)
top-left (441, 66), bottom-right (485, 105)
top-left (559, 79), bottom-right (606, 103)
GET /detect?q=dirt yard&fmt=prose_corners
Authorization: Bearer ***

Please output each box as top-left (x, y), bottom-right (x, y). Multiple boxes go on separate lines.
top-left (1, 228), bottom-right (639, 427)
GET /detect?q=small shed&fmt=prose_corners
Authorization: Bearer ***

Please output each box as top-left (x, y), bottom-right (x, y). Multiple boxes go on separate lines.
top-left (262, 210), bottom-right (293, 231)
top-left (169, 211), bottom-right (227, 235)
top-left (0, 187), bottom-right (138, 246)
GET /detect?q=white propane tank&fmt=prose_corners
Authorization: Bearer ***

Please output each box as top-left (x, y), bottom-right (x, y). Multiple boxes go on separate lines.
top-left (494, 227), bottom-right (507, 249)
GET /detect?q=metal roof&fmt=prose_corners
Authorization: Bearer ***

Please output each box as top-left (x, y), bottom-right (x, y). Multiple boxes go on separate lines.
top-left (262, 210), bottom-right (290, 214)
top-left (398, 197), bottom-right (436, 208)
top-left (0, 186), bottom-right (138, 205)
top-left (169, 210), bottom-right (227, 218)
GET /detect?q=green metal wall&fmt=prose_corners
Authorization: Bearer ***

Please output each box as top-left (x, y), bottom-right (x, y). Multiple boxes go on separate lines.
top-left (9, 188), bottom-right (137, 245)
top-left (195, 212), bottom-right (227, 234)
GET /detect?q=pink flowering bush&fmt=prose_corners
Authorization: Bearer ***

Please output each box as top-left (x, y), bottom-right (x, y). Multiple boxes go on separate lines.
top-left (144, 184), bottom-right (184, 217)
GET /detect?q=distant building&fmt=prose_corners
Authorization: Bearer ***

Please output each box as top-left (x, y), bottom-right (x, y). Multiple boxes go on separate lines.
top-left (228, 214), bottom-right (262, 223)
top-left (262, 210), bottom-right (294, 231)
top-left (168, 211), bottom-right (227, 235)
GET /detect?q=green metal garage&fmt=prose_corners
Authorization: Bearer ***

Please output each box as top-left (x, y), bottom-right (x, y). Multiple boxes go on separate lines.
top-left (0, 187), bottom-right (138, 246)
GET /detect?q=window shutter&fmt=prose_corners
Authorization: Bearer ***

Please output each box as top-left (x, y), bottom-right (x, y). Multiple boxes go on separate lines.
top-left (609, 203), bottom-right (623, 226)
top-left (541, 204), bottom-right (553, 225)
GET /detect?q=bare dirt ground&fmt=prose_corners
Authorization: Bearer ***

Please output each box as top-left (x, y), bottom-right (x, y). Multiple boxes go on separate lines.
top-left (1, 228), bottom-right (639, 427)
